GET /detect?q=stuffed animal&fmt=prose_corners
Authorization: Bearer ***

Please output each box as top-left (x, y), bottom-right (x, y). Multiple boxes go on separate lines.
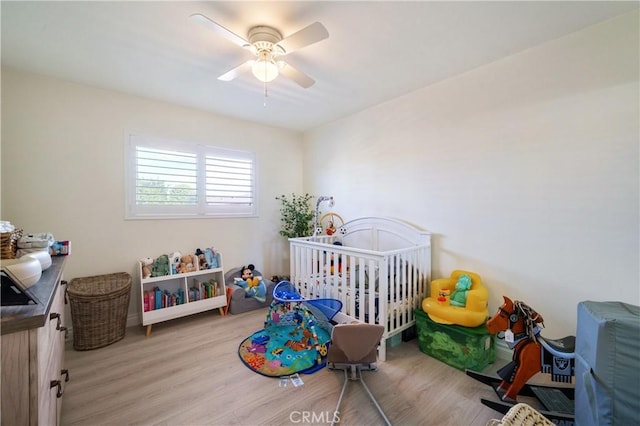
top-left (179, 254), bottom-right (197, 273)
top-left (241, 264), bottom-right (260, 288)
top-left (151, 254), bottom-right (170, 277)
top-left (204, 248), bottom-right (219, 269)
top-left (195, 248), bottom-right (208, 270)
top-left (234, 264), bottom-right (267, 303)
top-left (170, 251), bottom-right (181, 266)
top-left (140, 257), bottom-right (153, 279)
top-left (450, 274), bottom-right (472, 307)
top-left (169, 251), bottom-right (182, 274)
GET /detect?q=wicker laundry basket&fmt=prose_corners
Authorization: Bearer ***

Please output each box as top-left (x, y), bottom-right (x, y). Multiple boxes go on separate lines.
top-left (68, 272), bottom-right (132, 350)
top-left (485, 403), bottom-right (554, 426)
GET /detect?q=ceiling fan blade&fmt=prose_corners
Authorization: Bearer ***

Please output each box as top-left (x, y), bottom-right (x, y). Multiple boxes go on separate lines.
top-left (279, 62), bottom-right (315, 88)
top-left (275, 22), bottom-right (328, 55)
top-left (218, 61), bottom-right (253, 81)
top-left (190, 13), bottom-right (250, 49)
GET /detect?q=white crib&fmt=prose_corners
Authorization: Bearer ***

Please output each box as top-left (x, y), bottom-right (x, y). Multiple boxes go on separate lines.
top-left (289, 217), bottom-right (431, 361)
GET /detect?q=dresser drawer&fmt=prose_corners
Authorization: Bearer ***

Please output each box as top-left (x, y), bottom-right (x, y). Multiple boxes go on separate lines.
top-left (1, 256), bottom-right (68, 426)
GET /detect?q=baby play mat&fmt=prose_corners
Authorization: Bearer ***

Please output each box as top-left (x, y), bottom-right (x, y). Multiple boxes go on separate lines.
top-left (238, 282), bottom-right (341, 377)
top-left (238, 321), bottom-right (331, 377)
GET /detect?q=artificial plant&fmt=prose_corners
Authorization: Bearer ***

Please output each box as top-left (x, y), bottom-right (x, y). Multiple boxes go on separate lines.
top-left (275, 193), bottom-right (314, 238)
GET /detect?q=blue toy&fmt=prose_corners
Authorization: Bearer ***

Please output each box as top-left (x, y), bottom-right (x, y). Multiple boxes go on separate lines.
top-left (237, 281), bottom-right (343, 377)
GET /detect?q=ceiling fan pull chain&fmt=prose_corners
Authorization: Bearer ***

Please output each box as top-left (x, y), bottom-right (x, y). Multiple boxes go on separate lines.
top-left (263, 80), bottom-right (268, 107)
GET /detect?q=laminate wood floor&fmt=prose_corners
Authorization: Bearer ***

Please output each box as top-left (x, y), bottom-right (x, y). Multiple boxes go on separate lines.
top-left (61, 309), bottom-right (506, 426)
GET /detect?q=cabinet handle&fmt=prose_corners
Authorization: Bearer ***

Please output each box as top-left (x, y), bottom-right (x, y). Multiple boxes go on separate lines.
top-left (50, 380), bottom-right (64, 398)
top-left (59, 326), bottom-right (68, 338)
top-left (61, 280), bottom-right (68, 304)
top-left (51, 313), bottom-right (62, 329)
top-left (61, 369), bottom-right (70, 382)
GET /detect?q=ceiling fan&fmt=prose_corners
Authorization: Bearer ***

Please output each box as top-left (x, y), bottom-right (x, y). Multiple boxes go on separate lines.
top-left (191, 13), bottom-right (329, 88)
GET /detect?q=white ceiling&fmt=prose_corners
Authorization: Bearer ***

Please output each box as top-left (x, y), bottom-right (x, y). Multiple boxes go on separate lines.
top-left (2, 1), bottom-right (638, 132)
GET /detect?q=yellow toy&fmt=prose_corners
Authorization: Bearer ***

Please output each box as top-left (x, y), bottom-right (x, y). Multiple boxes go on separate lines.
top-left (437, 289), bottom-right (450, 303)
top-left (422, 270), bottom-right (489, 327)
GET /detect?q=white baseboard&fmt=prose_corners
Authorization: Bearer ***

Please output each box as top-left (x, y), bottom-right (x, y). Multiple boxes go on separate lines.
top-left (127, 312), bottom-right (141, 328)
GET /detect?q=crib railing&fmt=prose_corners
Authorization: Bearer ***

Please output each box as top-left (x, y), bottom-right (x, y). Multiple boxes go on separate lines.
top-left (289, 236), bottom-right (431, 361)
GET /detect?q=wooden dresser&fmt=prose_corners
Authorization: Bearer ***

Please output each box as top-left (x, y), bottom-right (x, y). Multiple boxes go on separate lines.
top-left (1, 256), bottom-right (69, 426)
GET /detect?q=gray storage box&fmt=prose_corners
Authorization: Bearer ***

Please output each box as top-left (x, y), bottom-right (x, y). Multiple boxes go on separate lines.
top-left (575, 301), bottom-right (640, 426)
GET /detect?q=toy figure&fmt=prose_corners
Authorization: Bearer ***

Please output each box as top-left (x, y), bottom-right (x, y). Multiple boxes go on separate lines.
top-left (326, 220), bottom-right (336, 235)
top-left (450, 274), bottom-right (472, 307)
top-left (204, 247), bottom-right (219, 269)
top-left (151, 254), bottom-right (170, 277)
top-left (140, 257), bottom-right (153, 279)
top-left (235, 264), bottom-right (267, 303)
top-left (241, 264), bottom-right (261, 288)
top-left (480, 296), bottom-right (575, 404)
top-left (195, 248), bottom-right (208, 270)
top-left (169, 251), bottom-right (182, 272)
top-left (178, 254), bottom-right (197, 273)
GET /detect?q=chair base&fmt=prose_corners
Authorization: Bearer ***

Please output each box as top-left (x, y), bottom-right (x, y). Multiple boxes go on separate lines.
top-left (328, 362), bottom-right (378, 375)
top-left (328, 364), bottom-right (391, 426)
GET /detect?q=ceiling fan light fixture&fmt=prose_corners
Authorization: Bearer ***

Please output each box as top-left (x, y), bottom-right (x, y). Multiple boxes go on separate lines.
top-left (251, 58), bottom-right (279, 83)
top-left (192, 14), bottom-right (328, 89)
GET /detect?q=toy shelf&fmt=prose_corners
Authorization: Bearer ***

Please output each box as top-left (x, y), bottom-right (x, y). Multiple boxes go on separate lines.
top-left (138, 254), bottom-right (226, 336)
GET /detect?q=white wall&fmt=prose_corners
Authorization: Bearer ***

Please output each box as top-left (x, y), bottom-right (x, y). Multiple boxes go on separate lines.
top-left (2, 12), bottom-right (638, 338)
top-left (1, 69), bottom-right (302, 321)
top-left (302, 12), bottom-right (639, 339)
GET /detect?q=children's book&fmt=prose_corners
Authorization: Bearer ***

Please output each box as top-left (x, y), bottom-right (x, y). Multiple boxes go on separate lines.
top-left (149, 290), bottom-right (155, 311)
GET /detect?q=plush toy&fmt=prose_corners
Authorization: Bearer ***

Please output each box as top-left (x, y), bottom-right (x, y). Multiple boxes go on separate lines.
top-left (151, 254), bottom-right (170, 277)
top-left (450, 274), bottom-right (472, 307)
top-left (179, 254), bottom-right (197, 273)
top-left (235, 264), bottom-right (267, 303)
top-left (169, 251), bottom-right (182, 274)
top-left (170, 251), bottom-right (181, 266)
top-left (241, 264), bottom-right (260, 288)
top-left (204, 248), bottom-right (219, 269)
top-left (140, 257), bottom-right (153, 279)
top-left (195, 248), bottom-right (208, 270)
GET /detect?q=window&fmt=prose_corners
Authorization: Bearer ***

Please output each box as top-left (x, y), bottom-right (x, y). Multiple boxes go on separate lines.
top-left (125, 134), bottom-right (256, 219)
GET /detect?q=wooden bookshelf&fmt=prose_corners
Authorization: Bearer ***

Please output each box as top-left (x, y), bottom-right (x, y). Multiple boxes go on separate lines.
top-left (138, 254), bottom-right (226, 336)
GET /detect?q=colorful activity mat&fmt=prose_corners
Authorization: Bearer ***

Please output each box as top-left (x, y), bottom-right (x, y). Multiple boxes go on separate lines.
top-left (238, 282), bottom-right (342, 377)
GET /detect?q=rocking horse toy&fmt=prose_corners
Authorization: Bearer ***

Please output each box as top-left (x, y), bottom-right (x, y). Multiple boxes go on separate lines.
top-left (467, 296), bottom-right (577, 424)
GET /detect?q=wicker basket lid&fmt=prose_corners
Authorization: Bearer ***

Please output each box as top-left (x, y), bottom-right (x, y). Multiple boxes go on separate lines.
top-left (68, 272), bottom-right (131, 296)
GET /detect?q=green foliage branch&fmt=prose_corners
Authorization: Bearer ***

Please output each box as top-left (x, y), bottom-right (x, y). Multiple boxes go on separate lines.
top-left (275, 193), bottom-right (314, 238)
